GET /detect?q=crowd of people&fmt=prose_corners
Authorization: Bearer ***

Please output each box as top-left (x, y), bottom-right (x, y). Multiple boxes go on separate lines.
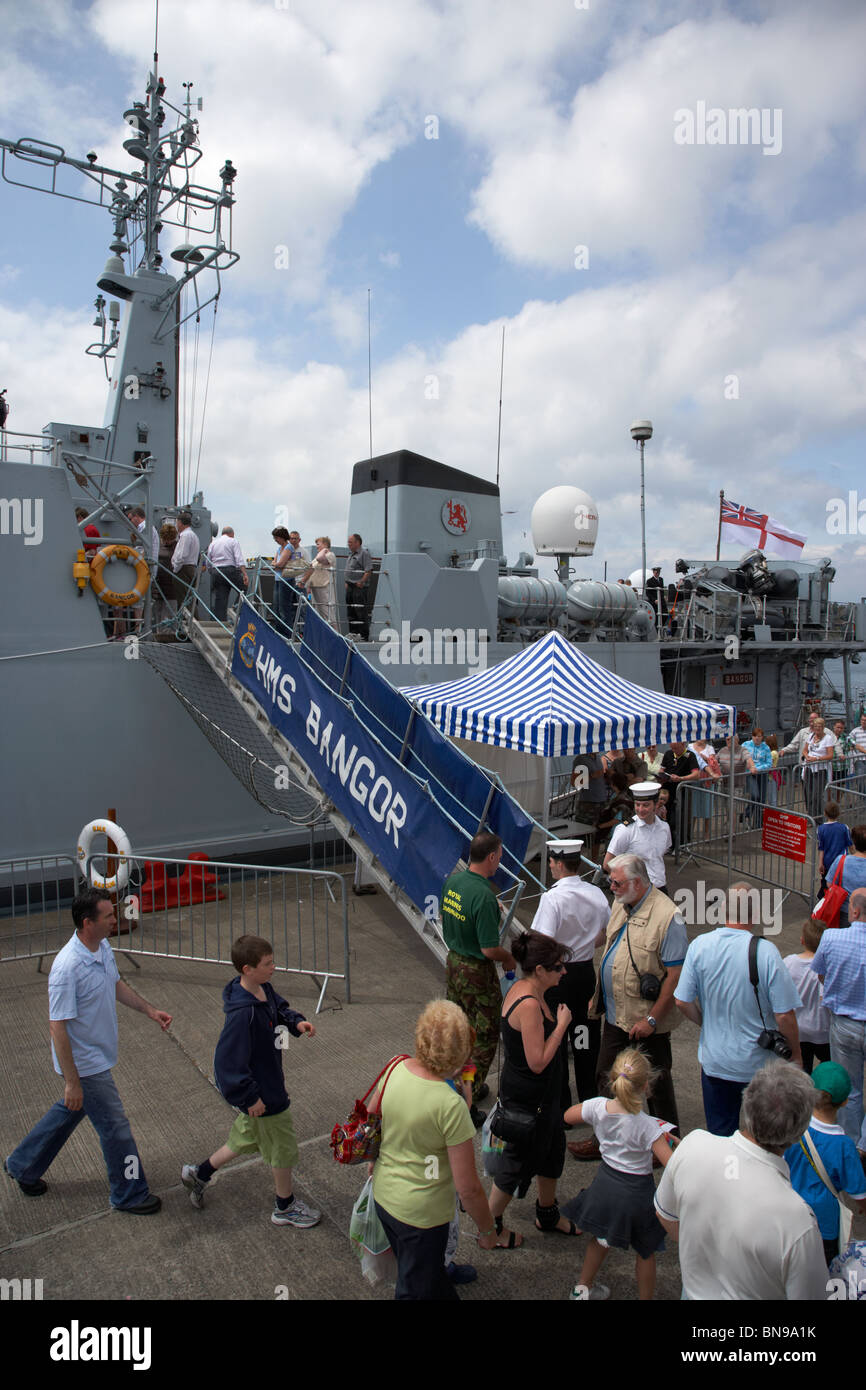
top-left (75, 503), bottom-right (379, 641)
top-left (7, 828), bottom-right (866, 1302)
top-left (567, 714), bottom-right (866, 861)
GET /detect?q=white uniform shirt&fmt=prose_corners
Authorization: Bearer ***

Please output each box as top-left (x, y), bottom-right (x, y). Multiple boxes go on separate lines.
top-left (606, 816), bottom-right (672, 888)
top-left (531, 877), bottom-right (609, 961)
top-left (654, 1129), bottom-right (828, 1301)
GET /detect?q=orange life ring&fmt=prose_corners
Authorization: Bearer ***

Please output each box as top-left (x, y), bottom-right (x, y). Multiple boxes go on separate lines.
top-left (89, 544), bottom-right (151, 607)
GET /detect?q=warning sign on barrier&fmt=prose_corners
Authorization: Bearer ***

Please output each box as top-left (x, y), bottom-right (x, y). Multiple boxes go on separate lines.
top-left (761, 809), bottom-right (808, 863)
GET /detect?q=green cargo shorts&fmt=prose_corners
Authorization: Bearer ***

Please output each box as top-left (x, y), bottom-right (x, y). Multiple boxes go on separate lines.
top-left (226, 1107), bottom-right (299, 1169)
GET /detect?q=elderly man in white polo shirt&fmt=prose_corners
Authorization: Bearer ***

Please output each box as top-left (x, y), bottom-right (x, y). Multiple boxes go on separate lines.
top-left (531, 839), bottom-right (609, 1105)
top-left (654, 1062), bottom-right (828, 1300)
top-left (603, 782), bottom-right (672, 893)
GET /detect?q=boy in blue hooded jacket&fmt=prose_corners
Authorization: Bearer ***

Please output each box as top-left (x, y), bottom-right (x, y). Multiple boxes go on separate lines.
top-left (182, 934), bottom-right (321, 1227)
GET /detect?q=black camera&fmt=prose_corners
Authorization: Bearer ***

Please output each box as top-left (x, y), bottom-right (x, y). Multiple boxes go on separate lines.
top-left (757, 1028), bottom-right (792, 1060)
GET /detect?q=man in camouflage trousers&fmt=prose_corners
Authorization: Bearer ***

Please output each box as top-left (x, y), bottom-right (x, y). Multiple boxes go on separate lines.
top-left (440, 832), bottom-right (516, 1126)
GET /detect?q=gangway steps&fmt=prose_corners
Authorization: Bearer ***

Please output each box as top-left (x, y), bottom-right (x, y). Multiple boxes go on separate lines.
top-left (188, 617), bottom-right (448, 965)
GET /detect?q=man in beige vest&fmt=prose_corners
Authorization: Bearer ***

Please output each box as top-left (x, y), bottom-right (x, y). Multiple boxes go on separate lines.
top-left (569, 853), bottom-right (687, 1161)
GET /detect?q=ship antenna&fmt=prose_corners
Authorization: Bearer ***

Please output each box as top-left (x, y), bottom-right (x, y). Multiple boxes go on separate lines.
top-left (495, 324), bottom-right (505, 489)
top-left (367, 287), bottom-right (373, 459)
top-left (154, 0), bottom-right (159, 66)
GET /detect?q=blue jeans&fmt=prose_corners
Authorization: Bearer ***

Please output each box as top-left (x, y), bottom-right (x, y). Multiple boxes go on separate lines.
top-left (747, 773), bottom-right (768, 824)
top-left (701, 1069), bottom-right (746, 1137)
top-left (7, 1070), bottom-right (150, 1208)
top-left (829, 1014), bottom-right (866, 1151)
top-left (374, 1200), bottom-right (458, 1301)
top-left (272, 580), bottom-right (298, 636)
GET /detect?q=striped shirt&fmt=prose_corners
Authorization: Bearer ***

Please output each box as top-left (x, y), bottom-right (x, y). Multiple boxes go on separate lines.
top-left (811, 923), bottom-right (866, 1020)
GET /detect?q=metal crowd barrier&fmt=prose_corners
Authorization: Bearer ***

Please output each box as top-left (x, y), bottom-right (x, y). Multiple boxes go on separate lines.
top-left (0, 854), bottom-right (350, 1013)
top-left (676, 782), bottom-right (819, 907)
top-left (826, 781), bottom-right (866, 828)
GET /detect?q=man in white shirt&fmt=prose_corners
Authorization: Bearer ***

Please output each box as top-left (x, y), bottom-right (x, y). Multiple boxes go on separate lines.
top-left (171, 511), bottom-right (201, 598)
top-left (654, 1062), bottom-right (828, 1300)
top-left (206, 526), bottom-right (248, 621)
top-left (531, 839), bottom-right (608, 1104)
top-left (128, 505), bottom-right (158, 562)
top-left (780, 711), bottom-right (836, 758)
top-left (603, 781), bottom-right (671, 892)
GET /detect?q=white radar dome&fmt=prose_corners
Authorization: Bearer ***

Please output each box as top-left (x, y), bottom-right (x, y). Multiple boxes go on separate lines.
top-left (628, 567), bottom-right (653, 591)
top-left (531, 485), bottom-right (599, 557)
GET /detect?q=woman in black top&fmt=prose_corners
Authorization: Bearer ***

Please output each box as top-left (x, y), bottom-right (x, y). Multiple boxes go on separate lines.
top-left (488, 931), bottom-right (578, 1236)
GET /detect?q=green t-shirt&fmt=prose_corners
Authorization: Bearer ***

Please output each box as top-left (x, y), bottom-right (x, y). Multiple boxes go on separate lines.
top-left (372, 1062), bottom-right (476, 1227)
top-left (440, 869), bottom-right (500, 959)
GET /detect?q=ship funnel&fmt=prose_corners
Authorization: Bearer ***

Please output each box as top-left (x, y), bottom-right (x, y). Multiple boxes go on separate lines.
top-left (96, 256), bottom-right (134, 300)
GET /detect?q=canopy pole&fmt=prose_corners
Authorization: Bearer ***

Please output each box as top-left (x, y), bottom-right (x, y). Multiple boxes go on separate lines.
top-left (726, 706), bottom-right (736, 893)
top-left (540, 755), bottom-right (552, 887)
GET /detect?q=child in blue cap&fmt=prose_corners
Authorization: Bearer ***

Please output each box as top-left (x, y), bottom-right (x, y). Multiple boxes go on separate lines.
top-left (784, 1061), bottom-right (866, 1265)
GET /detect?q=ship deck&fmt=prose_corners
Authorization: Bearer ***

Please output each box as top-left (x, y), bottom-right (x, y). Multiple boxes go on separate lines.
top-left (2, 856), bottom-right (863, 1307)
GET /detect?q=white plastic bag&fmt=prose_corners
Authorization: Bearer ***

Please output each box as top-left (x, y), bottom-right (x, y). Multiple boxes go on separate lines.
top-left (349, 1176), bottom-right (397, 1286)
top-left (481, 1106), bottom-right (508, 1179)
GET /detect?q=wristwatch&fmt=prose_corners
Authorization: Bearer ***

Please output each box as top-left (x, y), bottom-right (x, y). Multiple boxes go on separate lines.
top-left (646, 1015), bottom-right (657, 1029)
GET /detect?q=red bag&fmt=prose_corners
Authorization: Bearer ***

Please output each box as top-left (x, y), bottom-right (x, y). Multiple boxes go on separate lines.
top-left (330, 1054), bottom-right (409, 1165)
top-left (813, 856), bottom-right (848, 930)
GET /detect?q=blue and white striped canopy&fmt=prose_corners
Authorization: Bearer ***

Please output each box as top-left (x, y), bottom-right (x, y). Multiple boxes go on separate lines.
top-left (401, 631), bottom-right (732, 757)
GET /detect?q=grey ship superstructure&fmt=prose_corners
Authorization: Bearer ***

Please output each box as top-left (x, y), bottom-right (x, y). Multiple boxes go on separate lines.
top-left (2, 66), bottom-right (864, 868)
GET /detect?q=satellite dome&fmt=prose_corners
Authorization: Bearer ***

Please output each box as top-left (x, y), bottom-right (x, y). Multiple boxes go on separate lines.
top-left (531, 485), bottom-right (598, 557)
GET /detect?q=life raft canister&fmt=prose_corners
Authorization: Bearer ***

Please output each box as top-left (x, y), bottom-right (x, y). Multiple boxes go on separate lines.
top-left (76, 819), bottom-right (132, 892)
top-left (89, 544), bottom-right (150, 607)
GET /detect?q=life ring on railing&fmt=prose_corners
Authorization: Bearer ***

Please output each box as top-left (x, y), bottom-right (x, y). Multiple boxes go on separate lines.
top-left (76, 819), bottom-right (132, 892)
top-left (89, 545), bottom-right (150, 607)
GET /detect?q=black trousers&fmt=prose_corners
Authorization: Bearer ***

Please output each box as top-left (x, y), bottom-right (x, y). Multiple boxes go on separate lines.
top-left (374, 1201), bottom-right (457, 1301)
top-left (546, 960), bottom-right (600, 1107)
top-left (345, 582), bottom-right (369, 640)
top-left (596, 1021), bottom-right (679, 1130)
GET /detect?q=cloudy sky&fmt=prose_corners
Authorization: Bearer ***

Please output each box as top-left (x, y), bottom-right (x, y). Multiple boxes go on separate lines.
top-left (2, 0), bottom-right (865, 594)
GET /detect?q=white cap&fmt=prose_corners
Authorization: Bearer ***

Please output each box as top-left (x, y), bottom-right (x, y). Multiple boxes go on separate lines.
top-left (630, 781), bottom-right (662, 800)
top-left (547, 839), bottom-right (584, 856)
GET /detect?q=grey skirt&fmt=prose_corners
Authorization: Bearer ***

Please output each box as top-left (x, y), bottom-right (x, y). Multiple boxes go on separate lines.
top-left (561, 1161), bottom-right (665, 1259)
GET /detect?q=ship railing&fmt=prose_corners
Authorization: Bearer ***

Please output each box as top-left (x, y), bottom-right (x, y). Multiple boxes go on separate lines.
top-left (0, 854), bottom-right (350, 1014)
top-left (0, 429), bottom-right (59, 466)
top-left (675, 781), bottom-right (819, 909)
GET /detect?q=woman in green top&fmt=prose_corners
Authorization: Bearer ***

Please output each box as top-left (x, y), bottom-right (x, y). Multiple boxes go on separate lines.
top-left (372, 999), bottom-right (522, 1299)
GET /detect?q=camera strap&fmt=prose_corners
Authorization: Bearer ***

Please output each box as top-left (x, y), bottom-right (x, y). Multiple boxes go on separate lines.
top-left (747, 935), bottom-right (771, 1030)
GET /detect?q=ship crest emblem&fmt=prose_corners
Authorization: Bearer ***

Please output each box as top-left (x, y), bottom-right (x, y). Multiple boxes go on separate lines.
top-left (238, 624), bottom-right (257, 669)
top-left (442, 498), bottom-right (471, 535)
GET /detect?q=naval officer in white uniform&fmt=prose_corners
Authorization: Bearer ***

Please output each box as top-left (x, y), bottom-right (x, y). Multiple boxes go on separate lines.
top-left (603, 782), bottom-right (672, 894)
top-left (531, 840), bottom-right (609, 1104)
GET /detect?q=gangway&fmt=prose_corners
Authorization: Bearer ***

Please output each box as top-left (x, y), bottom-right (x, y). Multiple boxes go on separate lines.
top-left (141, 601), bottom-right (537, 966)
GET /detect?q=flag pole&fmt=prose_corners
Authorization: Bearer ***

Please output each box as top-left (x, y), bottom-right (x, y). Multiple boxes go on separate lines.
top-left (716, 489), bottom-right (724, 561)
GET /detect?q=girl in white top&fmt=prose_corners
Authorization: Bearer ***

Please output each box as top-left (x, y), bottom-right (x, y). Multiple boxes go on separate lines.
top-left (562, 1048), bottom-right (676, 1301)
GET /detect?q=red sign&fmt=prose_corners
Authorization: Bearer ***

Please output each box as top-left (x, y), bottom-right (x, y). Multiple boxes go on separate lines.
top-left (761, 809), bottom-right (808, 863)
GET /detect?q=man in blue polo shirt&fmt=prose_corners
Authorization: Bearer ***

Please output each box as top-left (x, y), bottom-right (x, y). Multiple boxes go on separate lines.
top-left (675, 883), bottom-right (802, 1136)
top-left (5, 888), bottom-right (172, 1212)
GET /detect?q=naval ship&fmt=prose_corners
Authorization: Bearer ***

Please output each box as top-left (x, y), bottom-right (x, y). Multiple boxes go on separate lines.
top-left (2, 62), bottom-right (864, 869)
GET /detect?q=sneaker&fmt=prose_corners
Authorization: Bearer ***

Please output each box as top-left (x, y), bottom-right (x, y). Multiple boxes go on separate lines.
top-left (4, 1159), bottom-right (47, 1197)
top-left (271, 1195), bottom-right (321, 1228)
top-left (569, 1281), bottom-right (610, 1301)
top-left (181, 1163), bottom-right (206, 1210)
top-left (445, 1261), bottom-right (478, 1284)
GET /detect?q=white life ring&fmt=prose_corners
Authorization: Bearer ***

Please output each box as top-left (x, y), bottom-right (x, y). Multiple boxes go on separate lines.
top-left (76, 819), bottom-right (132, 892)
